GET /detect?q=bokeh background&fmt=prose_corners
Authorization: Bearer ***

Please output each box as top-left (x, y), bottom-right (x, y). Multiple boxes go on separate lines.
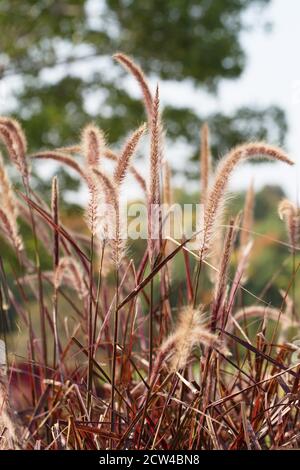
top-left (0, 0), bottom-right (299, 346)
top-left (0, 0), bottom-right (299, 197)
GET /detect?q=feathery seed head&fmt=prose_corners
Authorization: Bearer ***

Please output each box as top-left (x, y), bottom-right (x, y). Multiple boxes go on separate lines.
top-left (163, 161), bottom-right (172, 206)
top-left (278, 198), bottom-right (300, 249)
top-left (0, 117), bottom-right (28, 181)
top-left (81, 123), bottom-right (105, 167)
top-left (113, 53), bottom-right (153, 118)
top-left (113, 123), bottom-right (146, 185)
top-left (93, 169), bottom-right (126, 266)
top-left (201, 142), bottom-right (294, 257)
top-left (51, 176), bottom-right (59, 218)
top-left (105, 148), bottom-right (147, 194)
top-left (0, 208), bottom-right (23, 252)
top-left (158, 306), bottom-right (229, 372)
top-left (0, 152), bottom-right (18, 219)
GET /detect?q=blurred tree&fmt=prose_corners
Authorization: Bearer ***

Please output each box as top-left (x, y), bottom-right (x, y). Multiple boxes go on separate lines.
top-left (0, 0), bottom-right (286, 185)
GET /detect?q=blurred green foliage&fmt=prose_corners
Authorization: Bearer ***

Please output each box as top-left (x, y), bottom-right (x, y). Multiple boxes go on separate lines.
top-left (0, 1), bottom-right (287, 187)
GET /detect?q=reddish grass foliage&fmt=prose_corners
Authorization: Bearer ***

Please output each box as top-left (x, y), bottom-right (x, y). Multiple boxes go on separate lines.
top-left (0, 54), bottom-right (299, 450)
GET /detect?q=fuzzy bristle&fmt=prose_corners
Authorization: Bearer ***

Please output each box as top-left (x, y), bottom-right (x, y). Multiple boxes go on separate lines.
top-left (202, 142), bottom-right (294, 257)
top-left (0, 117), bottom-right (28, 181)
top-left (211, 217), bottom-right (238, 332)
top-left (105, 148), bottom-right (147, 194)
top-left (113, 123), bottom-right (146, 186)
top-left (93, 169), bottom-right (126, 267)
top-left (113, 53), bottom-right (153, 117)
top-left (0, 208), bottom-right (23, 252)
top-left (278, 199), bottom-right (300, 250)
top-left (155, 307), bottom-right (229, 373)
top-left (81, 123), bottom-right (105, 168)
top-left (148, 85), bottom-right (162, 262)
top-left (0, 152), bottom-right (18, 219)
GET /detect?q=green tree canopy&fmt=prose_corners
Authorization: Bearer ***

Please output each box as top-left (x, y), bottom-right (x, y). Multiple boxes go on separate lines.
top-left (0, 0), bottom-right (286, 183)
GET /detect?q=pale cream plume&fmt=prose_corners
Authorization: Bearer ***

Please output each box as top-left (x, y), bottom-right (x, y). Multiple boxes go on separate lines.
top-left (278, 199), bottom-right (300, 251)
top-left (93, 169), bottom-right (125, 268)
top-left (0, 117), bottom-right (28, 182)
top-left (0, 152), bottom-right (18, 219)
top-left (113, 123), bottom-right (146, 185)
top-left (81, 123), bottom-right (105, 168)
top-left (202, 143), bottom-right (294, 257)
top-left (153, 307), bottom-right (229, 375)
top-left (113, 53), bottom-right (153, 117)
top-left (211, 218), bottom-right (239, 331)
top-left (0, 153), bottom-right (23, 251)
top-left (0, 208), bottom-right (23, 252)
top-left (148, 86), bottom-right (162, 262)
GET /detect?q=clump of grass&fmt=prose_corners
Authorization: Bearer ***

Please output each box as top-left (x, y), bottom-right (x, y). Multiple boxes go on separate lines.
top-left (0, 54), bottom-right (299, 451)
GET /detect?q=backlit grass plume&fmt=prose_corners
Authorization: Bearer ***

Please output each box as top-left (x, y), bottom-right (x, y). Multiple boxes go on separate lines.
top-left (278, 199), bottom-right (300, 251)
top-left (154, 306), bottom-right (228, 373)
top-left (0, 208), bottom-right (23, 252)
top-left (0, 152), bottom-right (18, 219)
top-left (114, 53), bottom-right (161, 262)
top-left (0, 153), bottom-right (23, 252)
top-left (201, 143), bottom-right (294, 257)
top-left (113, 123), bottom-right (146, 185)
top-left (211, 217), bottom-right (239, 332)
top-left (113, 53), bottom-right (153, 117)
top-left (81, 123), bottom-right (105, 168)
top-left (240, 180), bottom-right (255, 251)
top-left (106, 148), bottom-right (147, 195)
top-left (148, 85), bottom-right (162, 263)
top-left (93, 169), bottom-right (124, 267)
top-left (0, 117), bottom-right (28, 183)
top-left (31, 150), bottom-right (87, 180)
